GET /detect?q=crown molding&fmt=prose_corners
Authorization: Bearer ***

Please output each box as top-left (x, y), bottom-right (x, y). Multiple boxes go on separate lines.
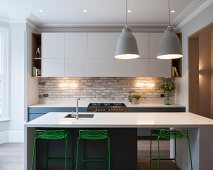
top-left (0, 15), bottom-right (9, 23)
top-left (172, 0), bottom-right (202, 26)
top-left (9, 20), bottom-right (26, 24)
top-left (27, 13), bottom-right (43, 28)
top-left (175, 0), bottom-right (213, 29)
top-left (26, 19), bottom-right (40, 30)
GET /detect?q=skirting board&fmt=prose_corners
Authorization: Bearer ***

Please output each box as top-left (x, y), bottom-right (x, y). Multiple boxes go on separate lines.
top-left (0, 131), bottom-right (9, 144)
top-left (0, 131), bottom-right (24, 144)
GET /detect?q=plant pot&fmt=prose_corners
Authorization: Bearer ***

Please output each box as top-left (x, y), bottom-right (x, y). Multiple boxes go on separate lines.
top-left (164, 92), bottom-right (172, 105)
top-left (133, 98), bottom-right (140, 104)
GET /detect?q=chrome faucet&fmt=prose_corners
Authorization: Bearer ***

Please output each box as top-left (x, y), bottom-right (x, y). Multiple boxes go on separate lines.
top-left (76, 98), bottom-right (80, 119)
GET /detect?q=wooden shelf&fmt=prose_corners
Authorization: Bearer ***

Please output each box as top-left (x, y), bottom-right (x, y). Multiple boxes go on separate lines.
top-left (32, 33), bottom-right (42, 77)
top-left (33, 58), bottom-right (41, 60)
top-left (171, 33), bottom-right (182, 77)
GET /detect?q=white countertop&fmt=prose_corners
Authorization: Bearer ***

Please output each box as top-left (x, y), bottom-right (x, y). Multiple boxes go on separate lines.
top-left (25, 112), bottom-right (213, 128)
top-left (28, 101), bottom-right (185, 108)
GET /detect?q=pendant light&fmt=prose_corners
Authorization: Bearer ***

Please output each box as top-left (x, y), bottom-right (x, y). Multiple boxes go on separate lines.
top-left (157, 0), bottom-right (183, 59)
top-left (115, 0), bottom-right (139, 59)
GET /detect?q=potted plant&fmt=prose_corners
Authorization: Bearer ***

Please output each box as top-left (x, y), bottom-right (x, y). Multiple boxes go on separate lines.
top-left (159, 80), bottom-right (175, 105)
top-left (130, 93), bottom-right (141, 104)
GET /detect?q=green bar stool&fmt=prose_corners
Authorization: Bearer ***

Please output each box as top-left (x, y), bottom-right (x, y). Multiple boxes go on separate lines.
top-left (76, 130), bottom-right (110, 170)
top-left (31, 129), bottom-right (71, 170)
top-left (150, 129), bottom-right (193, 170)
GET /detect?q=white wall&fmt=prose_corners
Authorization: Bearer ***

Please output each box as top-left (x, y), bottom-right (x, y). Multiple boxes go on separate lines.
top-left (0, 19), bottom-right (10, 144)
top-left (176, 2), bottom-right (213, 111)
top-left (9, 23), bottom-right (26, 142)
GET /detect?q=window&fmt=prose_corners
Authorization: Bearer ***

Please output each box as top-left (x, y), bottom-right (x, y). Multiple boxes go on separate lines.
top-left (0, 27), bottom-right (10, 120)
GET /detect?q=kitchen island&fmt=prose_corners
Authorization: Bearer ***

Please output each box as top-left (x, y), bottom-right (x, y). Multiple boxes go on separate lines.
top-left (25, 112), bottom-right (213, 170)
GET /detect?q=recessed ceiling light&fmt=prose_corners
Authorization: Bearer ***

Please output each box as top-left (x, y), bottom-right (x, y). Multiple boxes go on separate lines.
top-left (83, 10), bottom-right (88, 13)
top-left (127, 10), bottom-right (132, 13)
top-left (39, 9), bottom-right (43, 13)
top-left (170, 10), bottom-right (175, 13)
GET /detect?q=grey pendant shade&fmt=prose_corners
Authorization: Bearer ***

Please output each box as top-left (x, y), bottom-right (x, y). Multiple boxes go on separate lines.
top-left (115, 27), bottom-right (140, 59)
top-left (157, 26), bottom-right (183, 59)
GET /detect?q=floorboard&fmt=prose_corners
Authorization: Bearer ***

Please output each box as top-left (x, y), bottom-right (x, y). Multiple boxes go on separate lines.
top-left (0, 141), bottom-right (180, 170)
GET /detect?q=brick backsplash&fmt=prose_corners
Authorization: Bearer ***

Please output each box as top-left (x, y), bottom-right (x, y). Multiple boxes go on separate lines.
top-left (38, 77), bottom-right (175, 103)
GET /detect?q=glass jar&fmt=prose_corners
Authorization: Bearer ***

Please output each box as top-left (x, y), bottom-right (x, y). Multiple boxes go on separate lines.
top-left (164, 92), bottom-right (172, 105)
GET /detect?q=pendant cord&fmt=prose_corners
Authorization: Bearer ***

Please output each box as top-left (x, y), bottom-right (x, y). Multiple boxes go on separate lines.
top-left (125, 0), bottom-right (128, 27)
top-left (168, 0), bottom-right (171, 26)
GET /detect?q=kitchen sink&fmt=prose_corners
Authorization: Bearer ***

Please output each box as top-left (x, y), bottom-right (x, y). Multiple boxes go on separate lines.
top-left (64, 113), bottom-right (94, 118)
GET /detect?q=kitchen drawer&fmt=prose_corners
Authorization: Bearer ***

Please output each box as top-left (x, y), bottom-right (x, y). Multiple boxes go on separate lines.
top-left (28, 113), bottom-right (44, 121)
top-left (28, 107), bottom-right (63, 114)
top-left (62, 107), bottom-right (87, 112)
top-left (128, 107), bottom-right (186, 112)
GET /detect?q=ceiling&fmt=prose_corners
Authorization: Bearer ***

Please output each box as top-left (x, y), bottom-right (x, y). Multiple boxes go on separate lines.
top-left (0, 0), bottom-right (208, 27)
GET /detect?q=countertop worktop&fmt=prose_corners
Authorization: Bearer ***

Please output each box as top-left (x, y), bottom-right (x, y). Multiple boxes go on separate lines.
top-left (28, 101), bottom-right (185, 108)
top-left (25, 112), bottom-right (213, 128)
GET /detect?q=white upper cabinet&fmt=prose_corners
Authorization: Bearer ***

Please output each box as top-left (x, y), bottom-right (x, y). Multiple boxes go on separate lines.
top-left (126, 33), bottom-right (149, 77)
top-left (41, 32), bottom-right (172, 77)
top-left (65, 58), bottom-right (87, 77)
top-left (148, 59), bottom-right (171, 77)
top-left (42, 33), bottom-right (65, 59)
top-left (88, 33), bottom-right (119, 58)
top-left (148, 33), bottom-right (163, 58)
top-left (148, 33), bottom-right (171, 77)
top-left (65, 33), bottom-right (87, 58)
top-left (133, 33), bottom-right (148, 58)
top-left (126, 59), bottom-right (148, 77)
top-left (42, 59), bottom-right (64, 77)
top-left (85, 59), bottom-right (127, 77)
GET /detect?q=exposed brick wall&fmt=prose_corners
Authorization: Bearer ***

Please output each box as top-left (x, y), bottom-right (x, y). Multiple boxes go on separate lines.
top-left (38, 77), bottom-right (175, 103)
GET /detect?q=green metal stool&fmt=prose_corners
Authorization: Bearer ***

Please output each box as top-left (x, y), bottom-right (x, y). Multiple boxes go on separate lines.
top-left (31, 130), bottom-right (71, 170)
top-left (150, 129), bottom-right (193, 170)
top-left (76, 130), bottom-right (110, 170)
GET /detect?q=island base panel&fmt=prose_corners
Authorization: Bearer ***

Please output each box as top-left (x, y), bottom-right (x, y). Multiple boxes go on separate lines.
top-left (34, 128), bottom-right (137, 170)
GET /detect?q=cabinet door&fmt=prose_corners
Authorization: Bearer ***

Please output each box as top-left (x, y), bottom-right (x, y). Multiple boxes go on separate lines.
top-left (42, 59), bottom-right (64, 77)
top-left (126, 59), bottom-right (148, 77)
top-left (88, 33), bottom-right (119, 58)
top-left (85, 59), bottom-right (127, 77)
top-left (42, 33), bottom-right (65, 59)
top-left (133, 33), bottom-right (148, 58)
top-left (65, 59), bottom-right (87, 77)
top-left (65, 33), bottom-right (87, 58)
top-left (148, 33), bottom-right (163, 58)
top-left (148, 59), bottom-right (171, 77)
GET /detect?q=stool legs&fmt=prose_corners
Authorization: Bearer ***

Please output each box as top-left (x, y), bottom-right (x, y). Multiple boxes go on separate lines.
top-left (157, 138), bottom-right (161, 170)
top-left (76, 138), bottom-right (80, 170)
top-left (65, 137), bottom-right (68, 170)
top-left (31, 138), bottom-right (37, 170)
top-left (187, 135), bottom-right (193, 170)
top-left (76, 137), bottom-right (110, 170)
top-left (31, 138), bottom-right (70, 170)
top-left (45, 141), bottom-right (49, 170)
top-left (107, 137), bottom-right (111, 170)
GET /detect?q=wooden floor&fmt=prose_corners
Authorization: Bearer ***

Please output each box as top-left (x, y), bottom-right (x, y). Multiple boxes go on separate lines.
top-left (137, 140), bottom-right (181, 170)
top-left (0, 141), bottom-right (180, 170)
top-left (0, 143), bottom-right (24, 170)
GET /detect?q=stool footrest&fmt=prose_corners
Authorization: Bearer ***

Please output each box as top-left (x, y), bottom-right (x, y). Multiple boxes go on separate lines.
top-left (83, 158), bottom-right (109, 162)
top-left (48, 157), bottom-right (72, 160)
top-left (150, 158), bottom-right (176, 160)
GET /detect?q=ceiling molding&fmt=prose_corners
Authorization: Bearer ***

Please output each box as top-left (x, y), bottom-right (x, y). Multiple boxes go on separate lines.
top-left (27, 13), bottom-right (43, 28)
top-left (175, 0), bottom-right (213, 29)
top-left (41, 23), bottom-right (168, 28)
top-left (40, 26), bottom-right (165, 33)
top-left (0, 15), bottom-right (9, 23)
top-left (172, 0), bottom-right (203, 26)
top-left (26, 19), bottom-right (40, 30)
top-left (9, 20), bottom-right (26, 24)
